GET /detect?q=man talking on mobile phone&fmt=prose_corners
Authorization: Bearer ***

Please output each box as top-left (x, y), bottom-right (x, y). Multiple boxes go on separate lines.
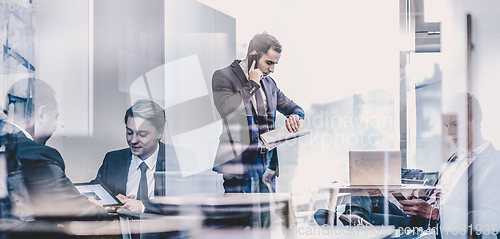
top-left (212, 33), bottom-right (305, 194)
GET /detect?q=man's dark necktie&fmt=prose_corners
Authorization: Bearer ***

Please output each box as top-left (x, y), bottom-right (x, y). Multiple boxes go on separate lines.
top-left (254, 86), bottom-right (269, 135)
top-left (137, 162), bottom-right (148, 200)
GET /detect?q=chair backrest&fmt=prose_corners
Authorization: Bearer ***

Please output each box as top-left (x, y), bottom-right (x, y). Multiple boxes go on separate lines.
top-left (421, 171), bottom-right (439, 186)
top-left (401, 168), bottom-right (424, 180)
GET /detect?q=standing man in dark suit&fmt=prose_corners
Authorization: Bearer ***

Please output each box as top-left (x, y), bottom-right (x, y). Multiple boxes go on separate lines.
top-left (212, 33), bottom-right (305, 193)
top-left (93, 99), bottom-right (181, 213)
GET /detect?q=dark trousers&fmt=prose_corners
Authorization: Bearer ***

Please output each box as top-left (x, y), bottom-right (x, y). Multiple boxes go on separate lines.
top-left (221, 154), bottom-right (272, 228)
top-left (222, 153), bottom-right (274, 193)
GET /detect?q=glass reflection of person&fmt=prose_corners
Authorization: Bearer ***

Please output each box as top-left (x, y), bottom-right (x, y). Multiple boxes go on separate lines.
top-left (92, 99), bottom-right (181, 213)
top-left (342, 93), bottom-right (500, 235)
top-left (2, 78), bottom-right (109, 220)
top-left (425, 93), bottom-right (500, 237)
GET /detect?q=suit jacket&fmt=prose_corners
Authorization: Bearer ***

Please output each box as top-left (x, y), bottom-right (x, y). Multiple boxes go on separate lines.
top-left (10, 132), bottom-right (110, 220)
top-left (212, 60), bottom-right (305, 184)
top-left (92, 142), bottom-right (181, 213)
top-left (440, 143), bottom-right (500, 238)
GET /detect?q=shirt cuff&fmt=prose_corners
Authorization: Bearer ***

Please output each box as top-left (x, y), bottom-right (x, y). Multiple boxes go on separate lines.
top-left (289, 114), bottom-right (302, 120)
top-left (266, 168), bottom-right (276, 174)
top-left (141, 202), bottom-right (146, 213)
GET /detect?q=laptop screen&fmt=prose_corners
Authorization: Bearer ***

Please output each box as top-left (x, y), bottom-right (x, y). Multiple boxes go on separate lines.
top-left (349, 151), bottom-right (401, 186)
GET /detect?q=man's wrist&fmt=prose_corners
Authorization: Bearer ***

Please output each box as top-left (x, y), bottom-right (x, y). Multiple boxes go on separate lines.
top-left (431, 208), bottom-right (440, 221)
top-left (289, 114), bottom-right (302, 120)
top-left (247, 80), bottom-right (260, 95)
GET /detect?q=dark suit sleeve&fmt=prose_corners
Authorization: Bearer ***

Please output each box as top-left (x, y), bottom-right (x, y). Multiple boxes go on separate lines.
top-left (212, 68), bottom-right (260, 118)
top-left (269, 148), bottom-right (278, 171)
top-left (269, 77), bottom-right (305, 119)
top-left (143, 200), bottom-right (162, 214)
top-left (91, 152), bottom-right (109, 185)
top-left (91, 151), bottom-right (128, 197)
top-left (22, 146), bottom-right (110, 220)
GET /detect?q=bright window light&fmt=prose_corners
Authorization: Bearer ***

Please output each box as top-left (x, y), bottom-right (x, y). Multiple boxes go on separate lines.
top-left (424, 0), bottom-right (444, 22)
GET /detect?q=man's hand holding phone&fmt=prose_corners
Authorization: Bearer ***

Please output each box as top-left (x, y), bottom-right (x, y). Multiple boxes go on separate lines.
top-left (247, 52), bottom-right (263, 83)
top-left (393, 192), bottom-right (439, 220)
top-left (400, 199), bottom-right (439, 220)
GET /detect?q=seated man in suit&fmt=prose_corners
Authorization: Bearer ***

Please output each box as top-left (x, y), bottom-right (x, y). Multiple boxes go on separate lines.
top-left (93, 99), bottom-right (181, 213)
top-left (1, 78), bottom-right (109, 221)
top-left (333, 93), bottom-right (500, 236)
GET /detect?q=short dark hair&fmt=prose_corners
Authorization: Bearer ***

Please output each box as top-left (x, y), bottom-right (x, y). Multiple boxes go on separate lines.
top-left (124, 99), bottom-right (165, 130)
top-left (4, 78), bottom-right (57, 122)
top-left (246, 32), bottom-right (282, 59)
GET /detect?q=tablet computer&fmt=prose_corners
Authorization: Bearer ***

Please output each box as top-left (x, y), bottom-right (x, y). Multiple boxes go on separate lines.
top-left (74, 183), bottom-right (123, 207)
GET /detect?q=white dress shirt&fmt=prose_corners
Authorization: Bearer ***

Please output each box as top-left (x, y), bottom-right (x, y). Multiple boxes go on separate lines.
top-left (438, 140), bottom-right (490, 205)
top-left (240, 60), bottom-right (269, 150)
top-left (126, 144), bottom-right (159, 199)
top-left (240, 60), bottom-right (268, 113)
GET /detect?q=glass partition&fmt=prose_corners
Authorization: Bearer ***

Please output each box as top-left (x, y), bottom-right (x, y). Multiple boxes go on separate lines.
top-left (3, 0), bottom-right (500, 237)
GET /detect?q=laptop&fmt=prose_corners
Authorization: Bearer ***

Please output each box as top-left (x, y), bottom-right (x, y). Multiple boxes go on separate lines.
top-left (349, 151), bottom-right (401, 186)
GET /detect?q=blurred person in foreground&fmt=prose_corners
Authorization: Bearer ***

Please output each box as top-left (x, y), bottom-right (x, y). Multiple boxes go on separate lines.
top-left (1, 78), bottom-right (109, 221)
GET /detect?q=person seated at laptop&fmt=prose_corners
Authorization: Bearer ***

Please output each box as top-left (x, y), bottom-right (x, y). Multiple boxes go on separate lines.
top-left (325, 93), bottom-right (500, 235)
top-left (92, 99), bottom-right (181, 213)
top-left (2, 78), bottom-right (110, 221)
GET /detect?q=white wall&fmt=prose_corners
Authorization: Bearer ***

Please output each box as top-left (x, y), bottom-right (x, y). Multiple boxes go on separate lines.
top-left (37, 0), bottom-right (90, 138)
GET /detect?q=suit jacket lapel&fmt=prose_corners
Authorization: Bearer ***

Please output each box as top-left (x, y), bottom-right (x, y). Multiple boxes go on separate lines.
top-left (155, 142), bottom-right (166, 196)
top-left (467, 143), bottom-right (495, 183)
top-left (231, 60), bottom-right (258, 116)
top-left (116, 150), bottom-right (132, 195)
top-left (447, 144), bottom-right (495, 199)
top-left (231, 60), bottom-right (248, 88)
top-left (261, 77), bottom-right (275, 114)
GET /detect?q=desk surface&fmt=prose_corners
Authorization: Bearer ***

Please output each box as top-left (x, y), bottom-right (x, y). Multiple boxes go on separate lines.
top-left (342, 184), bottom-right (436, 189)
top-left (151, 193), bottom-right (291, 206)
top-left (315, 182), bottom-right (437, 200)
top-left (316, 181), bottom-right (435, 189)
top-left (340, 185), bottom-right (436, 197)
top-left (200, 225), bottom-right (395, 239)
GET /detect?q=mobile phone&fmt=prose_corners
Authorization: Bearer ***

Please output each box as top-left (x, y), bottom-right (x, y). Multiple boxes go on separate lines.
top-left (248, 54), bottom-right (259, 72)
top-left (392, 192), bottom-right (407, 201)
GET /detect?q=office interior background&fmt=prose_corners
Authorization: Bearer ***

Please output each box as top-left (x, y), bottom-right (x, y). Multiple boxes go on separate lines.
top-left (2, 0), bottom-right (500, 196)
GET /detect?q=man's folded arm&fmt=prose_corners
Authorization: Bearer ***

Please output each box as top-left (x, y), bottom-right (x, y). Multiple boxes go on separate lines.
top-left (24, 162), bottom-right (110, 220)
